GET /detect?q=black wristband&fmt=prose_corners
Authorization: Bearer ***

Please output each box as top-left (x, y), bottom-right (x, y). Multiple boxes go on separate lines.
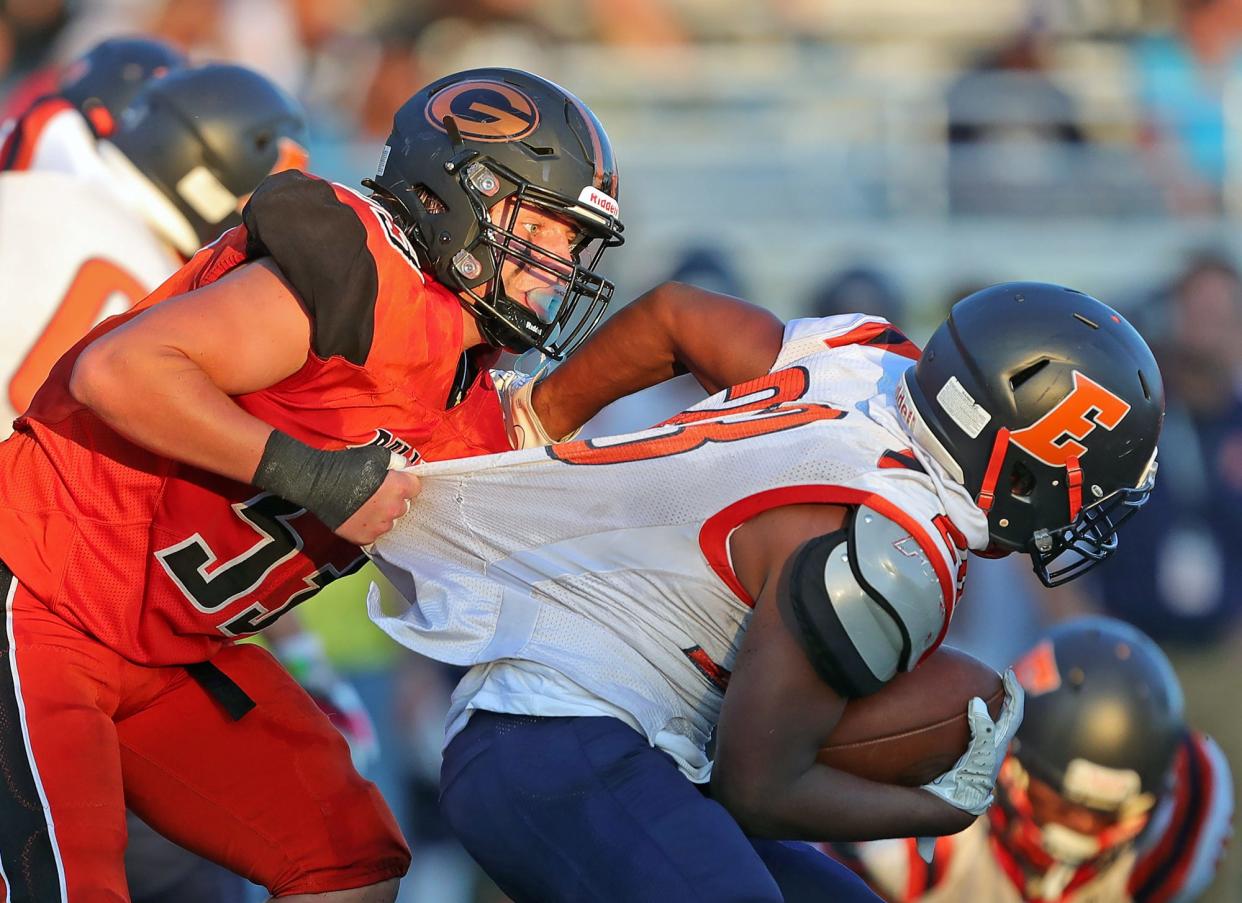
top-left (252, 430), bottom-right (392, 530)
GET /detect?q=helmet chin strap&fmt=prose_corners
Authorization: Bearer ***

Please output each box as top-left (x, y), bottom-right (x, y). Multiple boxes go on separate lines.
top-left (975, 427), bottom-right (1012, 513)
top-left (97, 141), bottom-right (200, 257)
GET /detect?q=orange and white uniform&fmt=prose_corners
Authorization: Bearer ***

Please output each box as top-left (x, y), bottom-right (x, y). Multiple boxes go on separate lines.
top-left (0, 94), bottom-right (114, 181)
top-left (830, 733), bottom-right (1233, 903)
top-left (0, 169), bottom-right (181, 433)
top-left (371, 314), bottom-right (985, 782)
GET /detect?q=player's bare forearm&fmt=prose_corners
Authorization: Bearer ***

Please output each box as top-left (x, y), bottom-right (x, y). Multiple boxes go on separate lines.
top-left (713, 595), bottom-right (975, 840)
top-left (69, 259), bottom-right (311, 484)
top-left (714, 757), bottom-right (974, 842)
top-left (712, 603), bottom-right (973, 840)
top-left (534, 281), bottom-right (784, 439)
top-left (70, 340), bottom-right (274, 482)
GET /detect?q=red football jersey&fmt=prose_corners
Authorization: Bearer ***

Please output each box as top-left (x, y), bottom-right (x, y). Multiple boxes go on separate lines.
top-left (0, 171), bottom-right (509, 664)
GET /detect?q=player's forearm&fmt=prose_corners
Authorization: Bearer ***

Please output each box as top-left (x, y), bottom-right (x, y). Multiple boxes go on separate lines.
top-left (713, 764), bottom-right (975, 842)
top-left (70, 341), bottom-right (272, 483)
top-left (534, 281), bottom-right (784, 439)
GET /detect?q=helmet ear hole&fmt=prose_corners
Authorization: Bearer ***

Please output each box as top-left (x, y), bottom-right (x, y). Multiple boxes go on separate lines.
top-left (1009, 358), bottom-right (1050, 392)
top-left (414, 184), bottom-right (448, 215)
top-left (1011, 462), bottom-right (1037, 501)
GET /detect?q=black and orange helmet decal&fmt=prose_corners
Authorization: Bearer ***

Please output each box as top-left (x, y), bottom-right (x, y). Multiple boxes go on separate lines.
top-left (424, 81), bottom-right (541, 143)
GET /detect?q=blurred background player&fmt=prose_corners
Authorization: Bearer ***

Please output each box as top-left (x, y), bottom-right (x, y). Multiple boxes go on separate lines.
top-left (0, 35), bottom-right (185, 177)
top-left (0, 60), bottom-right (309, 427)
top-left (830, 617), bottom-right (1232, 902)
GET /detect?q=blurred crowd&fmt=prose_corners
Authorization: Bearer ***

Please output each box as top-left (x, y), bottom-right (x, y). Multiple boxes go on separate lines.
top-left (5, 0), bottom-right (1242, 901)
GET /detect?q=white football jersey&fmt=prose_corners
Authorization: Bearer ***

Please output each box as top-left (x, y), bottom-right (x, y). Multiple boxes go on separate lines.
top-left (370, 315), bottom-right (989, 779)
top-left (4, 103), bottom-right (113, 183)
top-left (0, 170), bottom-right (181, 434)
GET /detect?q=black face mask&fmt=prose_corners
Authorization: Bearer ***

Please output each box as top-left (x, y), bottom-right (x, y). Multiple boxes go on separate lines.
top-left (1028, 470), bottom-right (1156, 587)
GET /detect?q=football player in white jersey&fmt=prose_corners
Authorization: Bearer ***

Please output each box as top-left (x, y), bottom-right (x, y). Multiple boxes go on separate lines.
top-left (829, 617), bottom-right (1233, 903)
top-left (368, 281), bottom-right (1164, 902)
top-left (0, 36), bottom-right (185, 179)
top-left (0, 62), bottom-right (308, 433)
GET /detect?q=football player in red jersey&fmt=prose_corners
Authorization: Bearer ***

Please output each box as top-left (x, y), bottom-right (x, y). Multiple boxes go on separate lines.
top-left (0, 68), bottom-right (622, 902)
top-left (0, 36), bottom-right (185, 177)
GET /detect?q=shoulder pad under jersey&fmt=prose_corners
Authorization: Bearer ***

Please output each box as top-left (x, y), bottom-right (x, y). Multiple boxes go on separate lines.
top-left (243, 170), bottom-right (392, 366)
top-left (787, 503), bottom-right (947, 697)
top-left (1130, 731), bottom-right (1234, 903)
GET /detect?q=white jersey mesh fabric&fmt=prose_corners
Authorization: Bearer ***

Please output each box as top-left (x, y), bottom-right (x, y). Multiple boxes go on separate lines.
top-left (370, 314), bottom-right (989, 779)
top-left (0, 171), bottom-right (182, 433)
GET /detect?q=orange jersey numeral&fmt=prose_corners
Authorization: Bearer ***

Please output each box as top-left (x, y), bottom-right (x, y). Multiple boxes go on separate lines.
top-left (550, 368), bottom-right (845, 467)
top-left (8, 257), bottom-right (147, 414)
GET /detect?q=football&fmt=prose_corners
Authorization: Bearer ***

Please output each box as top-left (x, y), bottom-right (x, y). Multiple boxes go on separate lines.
top-left (817, 646), bottom-right (1005, 787)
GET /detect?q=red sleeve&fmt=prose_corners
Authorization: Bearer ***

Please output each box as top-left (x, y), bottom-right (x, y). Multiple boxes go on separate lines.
top-left (1129, 732), bottom-right (1234, 903)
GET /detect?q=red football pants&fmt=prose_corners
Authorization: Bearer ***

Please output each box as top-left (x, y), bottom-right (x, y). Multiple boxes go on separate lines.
top-left (0, 566), bottom-right (409, 902)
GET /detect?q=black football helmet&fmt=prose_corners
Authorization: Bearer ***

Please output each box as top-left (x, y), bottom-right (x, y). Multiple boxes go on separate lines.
top-left (59, 37), bottom-right (186, 135)
top-left (108, 63), bottom-right (308, 253)
top-left (992, 617), bottom-right (1184, 872)
top-left (899, 282), bottom-right (1164, 585)
top-left (364, 68), bottom-right (624, 359)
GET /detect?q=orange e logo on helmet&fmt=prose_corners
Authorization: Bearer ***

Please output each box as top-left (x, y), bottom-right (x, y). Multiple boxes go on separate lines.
top-left (1010, 370), bottom-right (1131, 467)
top-left (425, 81), bottom-right (540, 143)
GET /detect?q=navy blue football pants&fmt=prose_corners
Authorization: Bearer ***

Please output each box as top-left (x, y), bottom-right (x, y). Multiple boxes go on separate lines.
top-left (440, 711), bottom-right (880, 903)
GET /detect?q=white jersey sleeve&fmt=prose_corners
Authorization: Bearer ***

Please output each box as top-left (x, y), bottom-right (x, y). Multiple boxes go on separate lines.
top-left (1130, 732), bottom-right (1234, 903)
top-left (774, 314), bottom-right (923, 373)
top-left (3, 102), bottom-right (113, 182)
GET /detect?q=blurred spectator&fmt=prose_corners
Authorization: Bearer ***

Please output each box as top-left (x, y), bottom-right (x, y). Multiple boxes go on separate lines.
top-left (1131, 0), bottom-right (1242, 214)
top-left (0, 0), bottom-right (68, 81)
top-left (946, 25), bottom-right (1088, 215)
top-left (1049, 251), bottom-right (1242, 902)
top-left (666, 243), bottom-right (746, 298)
top-left (359, 31), bottom-right (427, 140)
top-left (805, 264), bottom-right (905, 328)
top-left (1090, 252), bottom-right (1242, 642)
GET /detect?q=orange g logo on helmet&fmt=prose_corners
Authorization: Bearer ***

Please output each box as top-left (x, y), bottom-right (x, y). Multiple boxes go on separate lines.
top-left (1010, 370), bottom-right (1131, 467)
top-left (425, 81), bottom-right (540, 143)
